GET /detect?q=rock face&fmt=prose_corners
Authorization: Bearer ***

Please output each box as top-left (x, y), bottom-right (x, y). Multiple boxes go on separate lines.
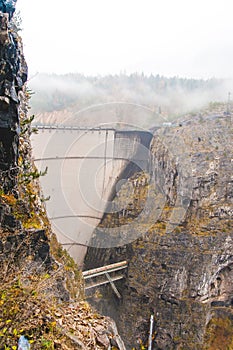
top-left (84, 113), bottom-right (233, 349)
top-left (0, 0), bottom-right (27, 172)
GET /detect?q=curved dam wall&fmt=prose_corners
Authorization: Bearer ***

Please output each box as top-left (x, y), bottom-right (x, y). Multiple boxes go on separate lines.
top-left (31, 126), bottom-right (152, 264)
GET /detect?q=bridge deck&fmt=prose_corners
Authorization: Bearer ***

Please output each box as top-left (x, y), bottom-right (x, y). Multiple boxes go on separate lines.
top-left (34, 124), bottom-right (116, 131)
top-left (83, 261), bottom-right (127, 298)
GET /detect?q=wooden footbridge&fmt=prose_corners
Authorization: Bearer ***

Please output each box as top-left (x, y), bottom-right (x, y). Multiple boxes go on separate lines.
top-left (83, 261), bottom-right (127, 298)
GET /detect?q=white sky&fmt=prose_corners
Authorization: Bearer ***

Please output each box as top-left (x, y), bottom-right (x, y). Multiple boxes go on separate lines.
top-left (17, 0), bottom-right (233, 79)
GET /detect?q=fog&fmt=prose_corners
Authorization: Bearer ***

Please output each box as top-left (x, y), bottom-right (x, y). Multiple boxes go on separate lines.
top-left (18, 0), bottom-right (233, 79)
top-left (16, 0), bottom-right (233, 127)
top-left (28, 73), bottom-right (233, 128)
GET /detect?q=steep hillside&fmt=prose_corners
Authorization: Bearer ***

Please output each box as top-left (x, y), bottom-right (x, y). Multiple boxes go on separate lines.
top-left (0, 2), bottom-right (124, 349)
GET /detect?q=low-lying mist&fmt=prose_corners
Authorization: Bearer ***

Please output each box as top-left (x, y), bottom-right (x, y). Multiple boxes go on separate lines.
top-left (28, 73), bottom-right (233, 129)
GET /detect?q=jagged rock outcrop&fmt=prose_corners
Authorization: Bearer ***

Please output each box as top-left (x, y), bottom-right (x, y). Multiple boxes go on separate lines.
top-left (0, 0), bottom-right (27, 174)
top-left (84, 113), bottom-right (233, 349)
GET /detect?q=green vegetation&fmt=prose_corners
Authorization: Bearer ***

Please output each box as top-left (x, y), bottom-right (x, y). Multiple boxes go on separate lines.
top-left (0, 275), bottom-right (64, 349)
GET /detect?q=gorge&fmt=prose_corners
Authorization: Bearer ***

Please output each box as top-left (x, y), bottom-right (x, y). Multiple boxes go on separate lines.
top-left (84, 113), bottom-right (233, 349)
top-left (32, 106), bottom-right (233, 349)
top-left (0, 1), bottom-right (233, 349)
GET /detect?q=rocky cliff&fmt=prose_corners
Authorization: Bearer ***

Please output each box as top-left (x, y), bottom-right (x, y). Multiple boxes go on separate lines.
top-left (85, 112), bottom-right (233, 349)
top-left (0, 2), bottom-right (124, 349)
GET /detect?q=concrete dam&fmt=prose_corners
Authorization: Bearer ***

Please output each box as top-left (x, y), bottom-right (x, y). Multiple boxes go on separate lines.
top-left (31, 126), bottom-right (152, 264)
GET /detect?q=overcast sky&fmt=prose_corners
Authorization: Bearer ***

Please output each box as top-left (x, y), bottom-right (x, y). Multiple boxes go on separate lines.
top-left (17, 0), bottom-right (233, 79)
